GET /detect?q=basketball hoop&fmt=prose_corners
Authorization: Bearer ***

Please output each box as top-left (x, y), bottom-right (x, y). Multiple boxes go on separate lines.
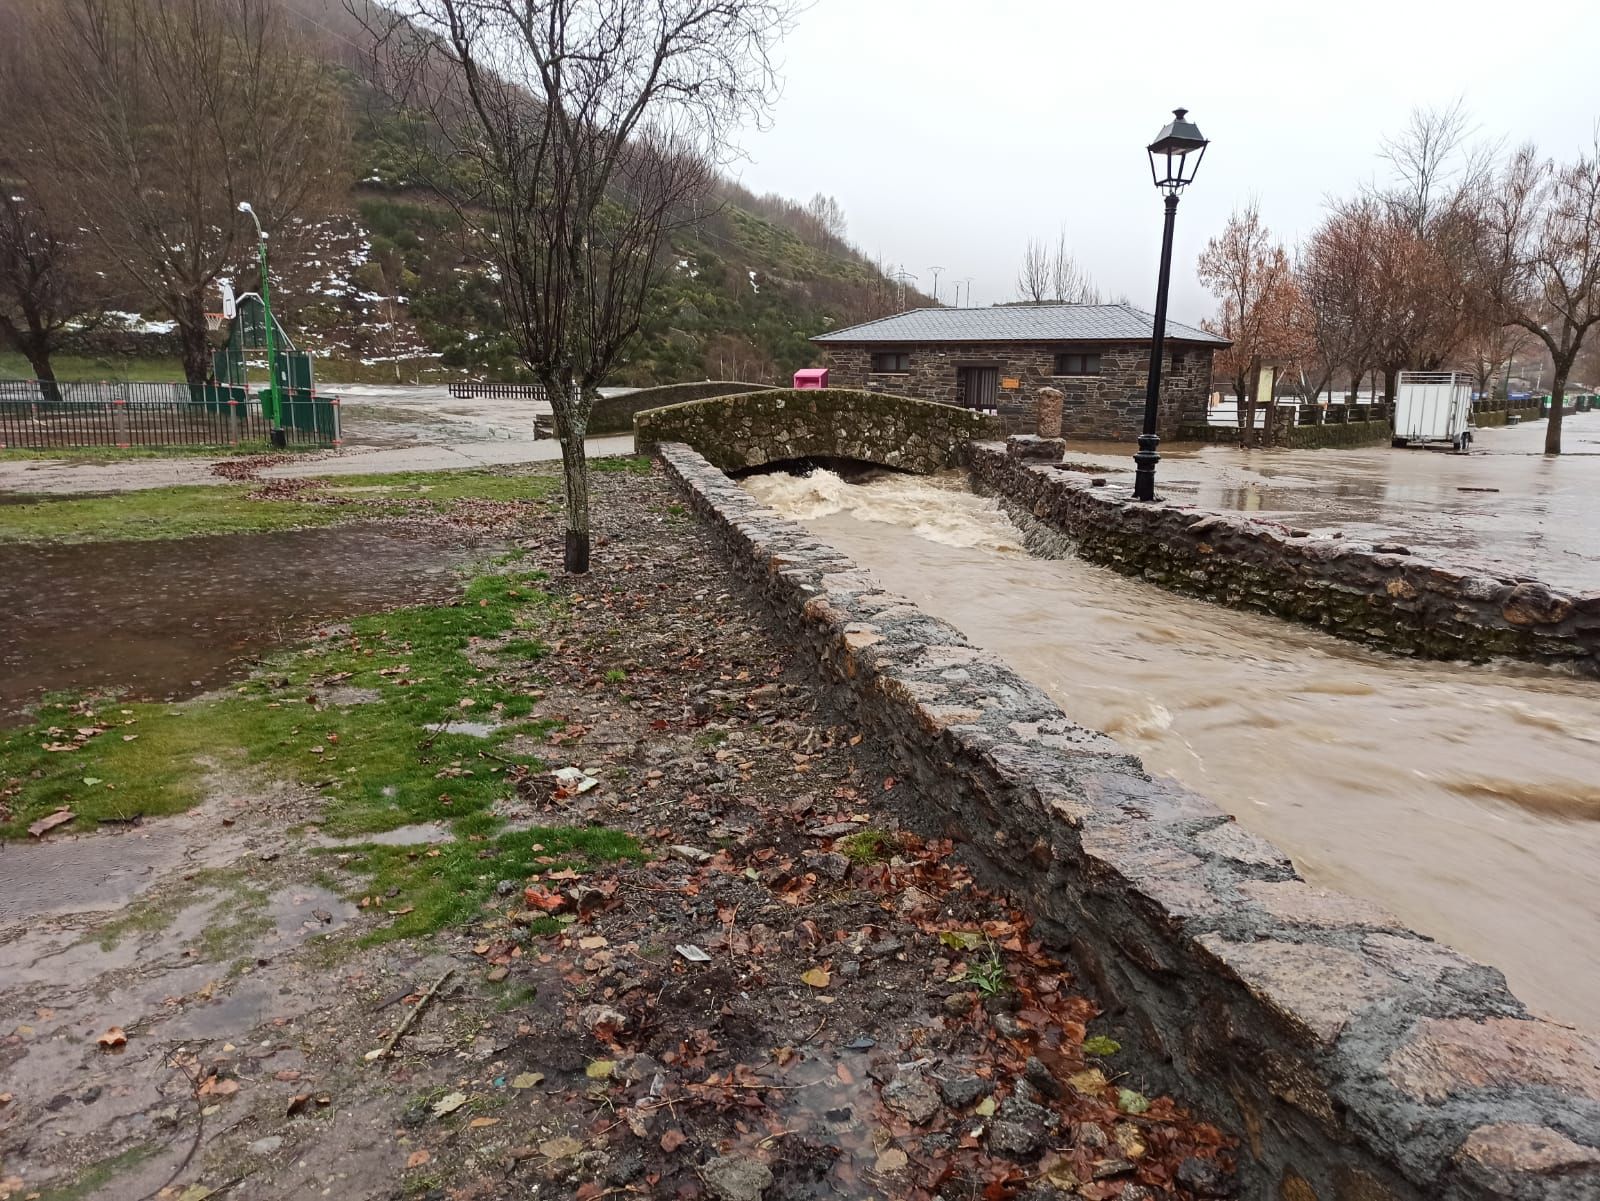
top-left (206, 312), bottom-right (226, 333)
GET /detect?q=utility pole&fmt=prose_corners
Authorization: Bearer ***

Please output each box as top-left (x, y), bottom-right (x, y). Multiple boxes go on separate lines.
top-left (928, 266), bottom-right (945, 305)
top-left (959, 278), bottom-right (974, 308)
top-left (890, 269), bottom-right (917, 311)
top-left (238, 201), bottom-right (284, 449)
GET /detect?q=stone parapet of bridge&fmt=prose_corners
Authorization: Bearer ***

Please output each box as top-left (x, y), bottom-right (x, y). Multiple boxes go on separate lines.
top-left (655, 438), bottom-right (1600, 1201)
top-left (633, 387), bottom-right (998, 473)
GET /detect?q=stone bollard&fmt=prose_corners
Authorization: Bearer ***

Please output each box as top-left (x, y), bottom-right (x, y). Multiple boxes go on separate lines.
top-left (1035, 386), bottom-right (1063, 439)
top-left (1006, 433), bottom-right (1066, 462)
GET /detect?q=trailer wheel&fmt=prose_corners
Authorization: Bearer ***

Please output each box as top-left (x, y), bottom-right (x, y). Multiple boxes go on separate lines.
top-left (1391, 437), bottom-right (1409, 449)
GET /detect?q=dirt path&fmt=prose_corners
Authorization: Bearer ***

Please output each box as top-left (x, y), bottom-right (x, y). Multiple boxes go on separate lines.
top-left (0, 470), bottom-right (1235, 1201)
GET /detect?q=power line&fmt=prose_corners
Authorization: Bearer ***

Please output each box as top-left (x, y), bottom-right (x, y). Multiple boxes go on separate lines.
top-left (927, 265), bottom-right (944, 304)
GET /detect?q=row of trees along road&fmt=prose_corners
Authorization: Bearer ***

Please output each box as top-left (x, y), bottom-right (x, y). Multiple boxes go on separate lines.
top-left (1197, 104), bottom-right (1600, 454)
top-left (356, 0), bottom-right (800, 573)
top-left (0, 0), bottom-right (349, 391)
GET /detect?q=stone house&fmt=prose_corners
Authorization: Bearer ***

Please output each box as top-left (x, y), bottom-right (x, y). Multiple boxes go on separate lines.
top-left (811, 303), bottom-right (1229, 440)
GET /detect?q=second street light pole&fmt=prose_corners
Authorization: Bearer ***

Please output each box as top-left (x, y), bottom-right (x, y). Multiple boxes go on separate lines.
top-left (238, 201), bottom-right (285, 449)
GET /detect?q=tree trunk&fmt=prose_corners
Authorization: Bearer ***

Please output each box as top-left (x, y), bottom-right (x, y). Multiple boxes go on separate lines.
top-left (23, 342), bottom-right (63, 405)
top-left (545, 374), bottom-right (593, 574)
top-left (1545, 360), bottom-right (1570, 456)
top-left (177, 293), bottom-right (211, 387)
top-left (1383, 364), bottom-right (1400, 406)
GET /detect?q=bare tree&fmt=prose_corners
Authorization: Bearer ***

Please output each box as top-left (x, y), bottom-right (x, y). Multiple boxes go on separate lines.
top-left (0, 193), bottom-right (106, 403)
top-left (1196, 201), bottom-right (1302, 444)
top-left (360, 0), bottom-right (795, 573)
top-left (1048, 228), bottom-right (1101, 304)
top-left (1479, 139), bottom-right (1600, 455)
top-left (805, 193), bottom-right (847, 244)
top-left (1458, 322), bottom-right (1530, 408)
top-left (1016, 237), bottom-right (1051, 303)
top-left (1016, 230), bottom-right (1099, 304)
top-left (22, 0), bottom-right (347, 385)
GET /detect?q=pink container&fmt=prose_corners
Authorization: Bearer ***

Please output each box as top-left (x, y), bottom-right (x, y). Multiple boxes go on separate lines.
top-left (792, 368), bottom-right (828, 390)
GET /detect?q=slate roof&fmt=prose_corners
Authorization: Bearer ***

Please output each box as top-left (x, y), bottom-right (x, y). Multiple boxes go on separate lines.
top-left (810, 303), bottom-right (1229, 347)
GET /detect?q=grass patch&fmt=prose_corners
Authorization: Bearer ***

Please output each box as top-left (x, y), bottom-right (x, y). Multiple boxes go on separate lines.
top-left (0, 561), bottom-right (553, 838)
top-left (32, 1145), bottom-right (159, 1201)
top-left (0, 484), bottom-right (343, 544)
top-left (338, 825), bottom-right (640, 942)
top-left (0, 466), bottom-right (560, 545)
top-left (838, 828), bottom-right (893, 865)
top-left (588, 455), bottom-right (652, 475)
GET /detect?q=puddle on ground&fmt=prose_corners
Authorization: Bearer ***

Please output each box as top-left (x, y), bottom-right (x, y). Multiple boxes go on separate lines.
top-left (314, 820), bottom-right (454, 848)
top-left (0, 522), bottom-right (499, 720)
top-left (439, 719), bottom-right (499, 738)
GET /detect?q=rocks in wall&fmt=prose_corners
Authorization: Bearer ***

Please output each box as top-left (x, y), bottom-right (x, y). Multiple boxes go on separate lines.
top-left (633, 387), bottom-right (998, 474)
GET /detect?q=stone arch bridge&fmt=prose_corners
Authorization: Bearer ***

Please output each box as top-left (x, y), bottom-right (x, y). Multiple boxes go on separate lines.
top-left (632, 387), bottom-right (999, 474)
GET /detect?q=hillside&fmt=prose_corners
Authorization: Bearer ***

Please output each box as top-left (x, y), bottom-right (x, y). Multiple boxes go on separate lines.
top-left (1, 0), bottom-right (924, 388)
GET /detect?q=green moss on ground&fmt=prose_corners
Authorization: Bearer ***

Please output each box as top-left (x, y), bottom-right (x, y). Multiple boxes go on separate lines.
top-left (0, 555), bottom-right (639, 932)
top-left (0, 443), bottom-right (277, 462)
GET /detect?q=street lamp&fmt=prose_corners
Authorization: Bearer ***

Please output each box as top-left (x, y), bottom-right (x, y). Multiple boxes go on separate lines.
top-left (238, 201), bottom-right (285, 449)
top-left (1133, 108), bottom-right (1208, 502)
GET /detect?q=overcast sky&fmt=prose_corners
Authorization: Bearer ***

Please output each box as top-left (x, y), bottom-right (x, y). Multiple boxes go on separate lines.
top-left (733, 0), bottom-right (1600, 321)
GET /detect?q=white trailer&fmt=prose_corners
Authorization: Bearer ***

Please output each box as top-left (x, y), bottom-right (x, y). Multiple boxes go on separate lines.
top-left (1393, 370), bottom-right (1475, 451)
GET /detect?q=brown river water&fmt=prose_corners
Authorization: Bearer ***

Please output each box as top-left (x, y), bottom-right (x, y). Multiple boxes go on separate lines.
top-left (743, 467), bottom-right (1600, 1030)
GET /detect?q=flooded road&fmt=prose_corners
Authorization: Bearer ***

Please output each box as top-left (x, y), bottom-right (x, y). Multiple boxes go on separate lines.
top-left (0, 523), bottom-right (494, 718)
top-left (1060, 417), bottom-right (1600, 589)
top-left (745, 468), bottom-right (1600, 1030)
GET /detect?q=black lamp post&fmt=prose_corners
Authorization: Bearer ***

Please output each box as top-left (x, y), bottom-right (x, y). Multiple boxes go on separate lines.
top-left (1133, 107), bottom-right (1209, 502)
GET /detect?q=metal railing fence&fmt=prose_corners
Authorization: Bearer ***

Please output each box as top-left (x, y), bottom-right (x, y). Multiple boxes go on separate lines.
top-left (448, 381), bottom-right (547, 400)
top-left (0, 379), bottom-right (341, 450)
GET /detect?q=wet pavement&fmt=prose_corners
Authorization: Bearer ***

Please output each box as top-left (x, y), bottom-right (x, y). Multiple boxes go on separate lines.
top-left (0, 523), bottom-right (494, 719)
top-left (1058, 414), bottom-right (1600, 590)
top-left (747, 467), bottom-right (1600, 1030)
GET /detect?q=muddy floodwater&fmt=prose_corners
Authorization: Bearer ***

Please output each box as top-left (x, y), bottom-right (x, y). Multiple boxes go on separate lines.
top-left (744, 468), bottom-right (1600, 1030)
top-left (0, 523), bottom-right (495, 718)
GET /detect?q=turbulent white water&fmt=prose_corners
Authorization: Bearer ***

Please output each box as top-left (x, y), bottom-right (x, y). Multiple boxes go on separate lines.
top-left (746, 467), bottom-right (1600, 1030)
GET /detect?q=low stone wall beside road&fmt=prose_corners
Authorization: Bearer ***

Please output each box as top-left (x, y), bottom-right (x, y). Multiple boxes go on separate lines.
top-left (657, 440), bottom-right (1600, 1201)
top-left (1178, 417), bottom-right (1394, 449)
top-left (969, 439), bottom-right (1600, 674)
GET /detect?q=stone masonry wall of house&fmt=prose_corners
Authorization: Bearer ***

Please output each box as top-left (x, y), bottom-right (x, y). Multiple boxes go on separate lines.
top-left (656, 440), bottom-right (1600, 1201)
top-left (633, 387), bottom-right (997, 474)
top-left (968, 439), bottom-right (1600, 673)
top-left (817, 341), bottom-right (1214, 440)
top-left (588, 381), bottom-right (767, 434)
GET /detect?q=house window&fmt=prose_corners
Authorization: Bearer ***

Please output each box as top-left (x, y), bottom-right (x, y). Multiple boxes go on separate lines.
top-left (870, 351), bottom-right (910, 373)
top-left (1054, 352), bottom-right (1101, 376)
top-left (1172, 350), bottom-right (1186, 370)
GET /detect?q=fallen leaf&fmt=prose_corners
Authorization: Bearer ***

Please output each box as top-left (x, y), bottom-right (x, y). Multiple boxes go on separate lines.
top-left (538, 1135), bottom-right (583, 1159)
top-left (974, 1096), bottom-right (997, 1117)
top-left (800, 967), bottom-right (830, 989)
top-left (432, 1091), bottom-right (468, 1118)
top-left (406, 1150), bottom-right (431, 1170)
top-left (1116, 1087), bottom-right (1150, 1115)
top-left (286, 1093), bottom-right (312, 1117)
top-left (81, 776), bottom-right (103, 787)
top-left (659, 1128), bottom-right (687, 1153)
top-left (874, 1147), bottom-right (909, 1174)
top-left (584, 1059), bottom-right (615, 1080)
top-left (28, 809), bottom-right (75, 838)
top-left (510, 1072), bottom-right (544, 1089)
top-left (96, 1026), bottom-right (127, 1048)
top-left (938, 930), bottom-right (984, 951)
top-left (1068, 1068), bottom-right (1109, 1096)
top-left (175, 1186), bottom-right (213, 1201)
top-left (469, 1117), bottom-right (500, 1129)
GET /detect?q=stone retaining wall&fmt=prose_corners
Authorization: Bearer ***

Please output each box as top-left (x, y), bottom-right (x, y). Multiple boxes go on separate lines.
top-left (656, 440), bottom-right (1600, 1201)
top-left (1177, 418), bottom-right (1395, 449)
top-left (635, 387), bottom-right (997, 474)
top-left (969, 440), bottom-right (1600, 674)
